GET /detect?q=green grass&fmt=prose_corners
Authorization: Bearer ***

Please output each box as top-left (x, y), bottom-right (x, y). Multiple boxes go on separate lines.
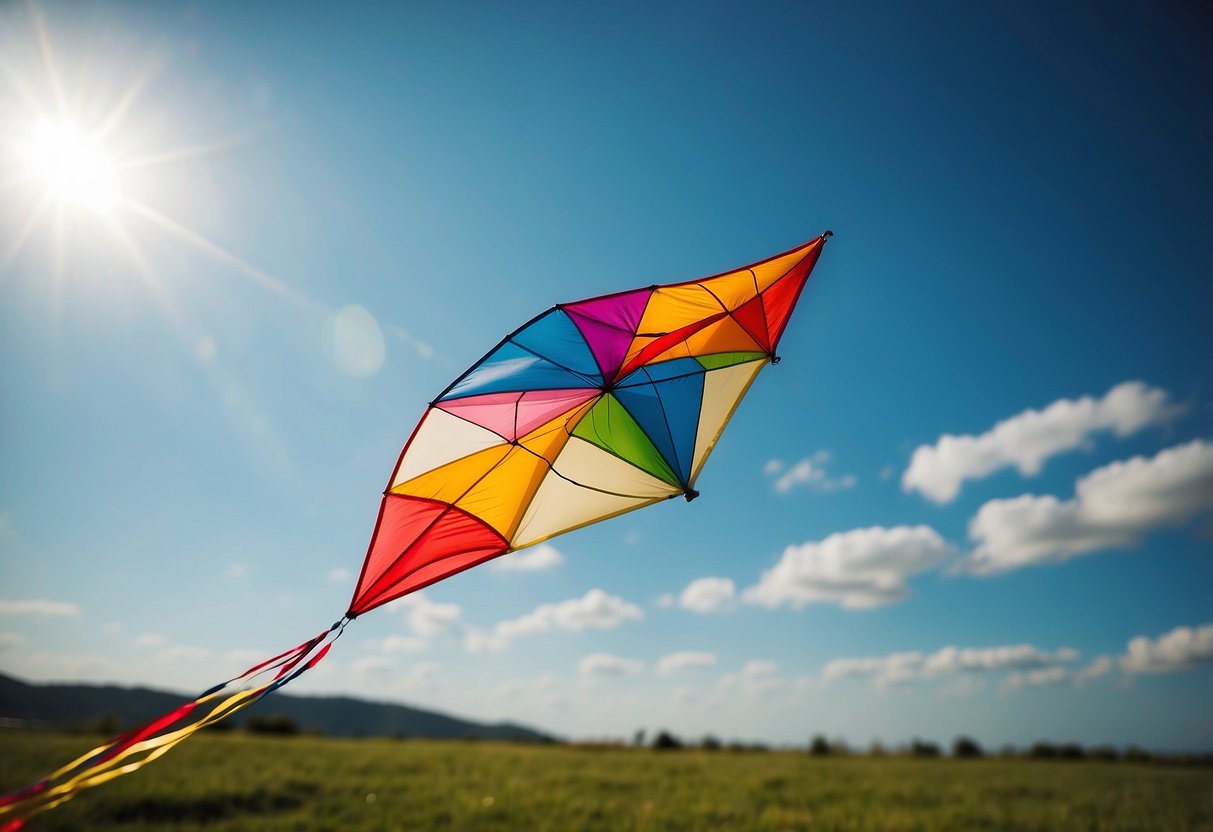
top-left (2, 733), bottom-right (1211, 831)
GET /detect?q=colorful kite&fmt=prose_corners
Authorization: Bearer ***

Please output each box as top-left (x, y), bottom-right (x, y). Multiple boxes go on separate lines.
top-left (0, 232), bottom-right (830, 828)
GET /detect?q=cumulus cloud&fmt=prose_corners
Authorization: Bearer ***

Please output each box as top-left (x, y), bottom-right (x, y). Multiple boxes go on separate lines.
top-left (350, 655), bottom-right (394, 674)
top-left (491, 543), bottom-right (565, 572)
top-left (1121, 623), bottom-right (1213, 674)
top-left (466, 589), bottom-right (643, 652)
top-left (961, 440), bottom-right (1213, 575)
top-left (716, 660), bottom-right (782, 698)
top-left (765, 450), bottom-right (857, 494)
top-left (1003, 666), bottom-right (1070, 692)
top-left (678, 578), bottom-right (735, 613)
top-left (389, 592), bottom-right (464, 637)
top-left (824, 643), bottom-right (1080, 691)
top-left (0, 599), bottom-right (80, 617)
top-left (0, 632), bottom-right (25, 650)
top-left (1073, 656), bottom-right (1114, 685)
top-left (655, 651), bottom-right (717, 676)
top-left (743, 526), bottom-right (953, 610)
top-left (579, 653), bottom-right (644, 678)
top-left (328, 568), bottom-right (350, 583)
top-left (381, 635), bottom-right (427, 654)
top-left (902, 381), bottom-right (1180, 503)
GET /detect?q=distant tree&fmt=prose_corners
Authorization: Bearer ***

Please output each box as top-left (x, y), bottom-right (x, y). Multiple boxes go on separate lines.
top-left (701, 734), bottom-right (722, 751)
top-left (1123, 746), bottom-right (1152, 764)
top-left (653, 730), bottom-right (682, 750)
top-left (952, 736), bottom-right (984, 758)
top-left (1087, 745), bottom-right (1119, 762)
top-left (246, 714), bottom-right (300, 736)
top-left (868, 741), bottom-right (888, 757)
top-left (633, 729), bottom-right (646, 747)
top-left (910, 738), bottom-right (941, 758)
top-left (1058, 743), bottom-right (1086, 760)
top-left (1029, 741), bottom-right (1058, 760)
top-left (809, 734), bottom-right (832, 756)
top-left (747, 742), bottom-right (770, 753)
top-left (830, 740), bottom-right (851, 756)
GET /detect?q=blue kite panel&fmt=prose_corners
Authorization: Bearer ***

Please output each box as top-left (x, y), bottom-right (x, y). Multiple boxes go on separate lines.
top-left (617, 357), bottom-right (704, 386)
top-left (614, 373), bottom-right (704, 484)
top-left (442, 341), bottom-right (596, 400)
top-left (512, 309), bottom-right (603, 381)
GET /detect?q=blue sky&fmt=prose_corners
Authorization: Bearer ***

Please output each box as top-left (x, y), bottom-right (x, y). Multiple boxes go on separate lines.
top-left (1, 0), bottom-right (1210, 751)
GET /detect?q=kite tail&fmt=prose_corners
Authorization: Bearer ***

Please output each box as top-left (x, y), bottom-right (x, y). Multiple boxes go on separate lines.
top-left (0, 617), bottom-right (349, 831)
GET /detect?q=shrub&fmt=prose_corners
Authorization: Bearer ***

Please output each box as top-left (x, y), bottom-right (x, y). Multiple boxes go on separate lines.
top-left (952, 736), bottom-right (984, 758)
top-left (246, 715), bottom-right (301, 736)
top-left (652, 730), bottom-right (682, 750)
top-left (809, 735), bottom-right (832, 756)
top-left (701, 735), bottom-right (722, 751)
top-left (910, 739), bottom-right (941, 758)
top-left (1029, 742), bottom-right (1058, 760)
top-left (1058, 743), bottom-right (1086, 760)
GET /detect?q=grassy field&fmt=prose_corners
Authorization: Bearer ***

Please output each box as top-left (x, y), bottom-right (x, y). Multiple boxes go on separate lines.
top-left (2, 733), bottom-right (1211, 831)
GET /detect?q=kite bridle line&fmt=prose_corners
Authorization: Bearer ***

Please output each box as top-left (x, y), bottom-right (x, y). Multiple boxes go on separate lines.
top-left (0, 616), bottom-right (351, 830)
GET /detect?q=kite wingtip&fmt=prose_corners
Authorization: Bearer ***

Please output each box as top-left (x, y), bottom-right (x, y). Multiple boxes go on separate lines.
top-left (822, 229), bottom-right (833, 240)
top-left (684, 489), bottom-right (700, 502)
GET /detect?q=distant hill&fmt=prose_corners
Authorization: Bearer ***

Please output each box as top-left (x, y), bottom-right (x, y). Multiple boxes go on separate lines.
top-left (0, 672), bottom-right (552, 742)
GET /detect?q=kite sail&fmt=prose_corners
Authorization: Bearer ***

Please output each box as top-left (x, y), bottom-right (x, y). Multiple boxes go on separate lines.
top-left (0, 232), bottom-right (830, 829)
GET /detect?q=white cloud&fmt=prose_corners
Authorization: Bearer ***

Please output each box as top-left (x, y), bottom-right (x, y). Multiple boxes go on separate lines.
top-left (350, 655), bottom-right (394, 674)
top-left (823, 651), bottom-right (923, 690)
top-left (1121, 623), bottom-right (1213, 674)
top-left (961, 440), bottom-right (1213, 575)
top-left (389, 592), bottom-right (464, 637)
top-left (467, 589), bottom-right (643, 652)
top-left (678, 578), bottom-right (735, 613)
top-left (1003, 666), bottom-right (1070, 692)
top-left (0, 599), bottom-right (80, 617)
top-left (766, 450), bottom-right (856, 494)
top-left (921, 644), bottom-right (1078, 676)
top-left (654, 593), bottom-right (675, 609)
top-left (133, 633), bottom-right (168, 648)
top-left (655, 651), bottom-right (717, 676)
top-left (716, 660), bottom-right (783, 698)
top-left (224, 563), bottom-right (248, 580)
top-left (1074, 656), bottom-right (1113, 684)
top-left (824, 643), bottom-right (1080, 691)
top-left (579, 653), bottom-right (644, 678)
top-left (382, 635), bottom-right (427, 654)
top-left (0, 632), bottom-right (25, 650)
top-left (902, 381), bottom-right (1180, 503)
top-left (328, 567), bottom-right (350, 583)
top-left (743, 526), bottom-right (953, 610)
top-left (491, 543), bottom-right (565, 572)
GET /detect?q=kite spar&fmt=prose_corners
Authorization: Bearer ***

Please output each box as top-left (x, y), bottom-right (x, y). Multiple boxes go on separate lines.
top-left (0, 232), bottom-right (830, 829)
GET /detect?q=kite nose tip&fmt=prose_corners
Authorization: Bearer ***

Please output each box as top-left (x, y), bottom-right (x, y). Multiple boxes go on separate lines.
top-left (684, 489), bottom-right (700, 502)
top-left (822, 229), bottom-right (833, 239)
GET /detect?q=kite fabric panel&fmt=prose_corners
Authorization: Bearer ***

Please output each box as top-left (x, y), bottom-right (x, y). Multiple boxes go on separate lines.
top-left (349, 234), bottom-right (828, 615)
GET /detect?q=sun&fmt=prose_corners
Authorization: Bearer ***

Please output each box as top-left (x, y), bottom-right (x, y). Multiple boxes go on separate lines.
top-left (23, 119), bottom-right (119, 214)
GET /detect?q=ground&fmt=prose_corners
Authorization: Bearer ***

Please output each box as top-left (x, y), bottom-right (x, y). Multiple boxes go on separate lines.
top-left (2, 733), bottom-right (1211, 831)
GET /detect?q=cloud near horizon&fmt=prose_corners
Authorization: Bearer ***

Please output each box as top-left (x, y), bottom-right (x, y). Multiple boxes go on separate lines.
top-left (466, 589), bottom-right (643, 653)
top-left (902, 381), bottom-right (1180, 504)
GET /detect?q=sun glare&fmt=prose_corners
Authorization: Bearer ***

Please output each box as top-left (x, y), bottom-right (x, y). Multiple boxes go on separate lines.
top-left (24, 120), bottom-right (118, 214)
